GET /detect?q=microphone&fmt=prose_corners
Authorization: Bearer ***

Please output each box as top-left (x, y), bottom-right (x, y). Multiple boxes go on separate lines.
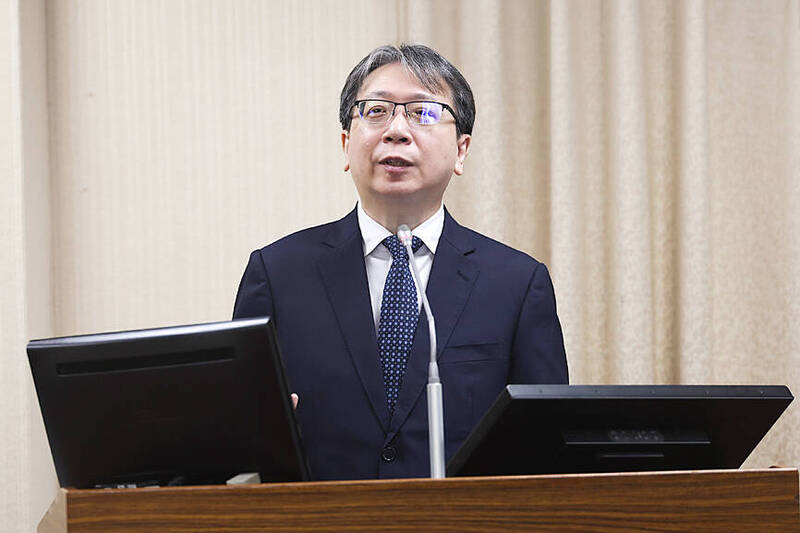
top-left (397, 224), bottom-right (445, 479)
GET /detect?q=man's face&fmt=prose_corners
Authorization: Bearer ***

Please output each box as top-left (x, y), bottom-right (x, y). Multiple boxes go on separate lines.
top-left (342, 63), bottom-right (470, 218)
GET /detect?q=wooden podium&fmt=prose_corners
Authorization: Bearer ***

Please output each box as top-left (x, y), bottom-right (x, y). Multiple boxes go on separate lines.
top-left (39, 468), bottom-right (799, 532)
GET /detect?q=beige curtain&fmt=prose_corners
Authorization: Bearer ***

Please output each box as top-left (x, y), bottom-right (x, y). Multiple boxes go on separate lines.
top-left (2, 0), bottom-right (797, 529)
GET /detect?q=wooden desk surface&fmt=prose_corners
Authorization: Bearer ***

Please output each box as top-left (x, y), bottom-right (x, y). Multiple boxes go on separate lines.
top-left (40, 468), bottom-right (800, 532)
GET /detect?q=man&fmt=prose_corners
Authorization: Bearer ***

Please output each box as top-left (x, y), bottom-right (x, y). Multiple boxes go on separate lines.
top-left (233, 44), bottom-right (568, 480)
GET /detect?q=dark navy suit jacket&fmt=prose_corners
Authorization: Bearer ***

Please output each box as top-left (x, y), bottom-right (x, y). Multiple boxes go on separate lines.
top-left (233, 208), bottom-right (568, 480)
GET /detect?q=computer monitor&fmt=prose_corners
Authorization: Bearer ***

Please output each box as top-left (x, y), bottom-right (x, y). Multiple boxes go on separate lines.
top-left (28, 317), bottom-right (310, 488)
top-left (447, 384), bottom-right (792, 477)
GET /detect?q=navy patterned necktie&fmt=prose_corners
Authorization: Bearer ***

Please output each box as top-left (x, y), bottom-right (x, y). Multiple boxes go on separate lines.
top-left (378, 234), bottom-right (423, 413)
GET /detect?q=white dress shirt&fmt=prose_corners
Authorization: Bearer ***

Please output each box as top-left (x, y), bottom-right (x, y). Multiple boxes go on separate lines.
top-left (357, 202), bottom-right (444, 334)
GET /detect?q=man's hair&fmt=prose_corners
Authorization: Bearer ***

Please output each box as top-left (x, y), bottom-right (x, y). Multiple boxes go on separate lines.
top-left (339, 44), bottom-right (476, 136)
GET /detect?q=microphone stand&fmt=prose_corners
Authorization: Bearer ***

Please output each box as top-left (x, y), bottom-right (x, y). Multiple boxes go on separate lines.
top-left (397, 225), bottom-right (445, 479)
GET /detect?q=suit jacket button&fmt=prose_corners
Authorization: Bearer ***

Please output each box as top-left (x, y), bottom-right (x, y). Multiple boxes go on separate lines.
top-left (381, 446), bottom-right (397, 462)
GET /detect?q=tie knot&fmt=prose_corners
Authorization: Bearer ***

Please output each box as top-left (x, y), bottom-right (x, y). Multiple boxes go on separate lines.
top-left (382, 235), bottom-right (423, 261)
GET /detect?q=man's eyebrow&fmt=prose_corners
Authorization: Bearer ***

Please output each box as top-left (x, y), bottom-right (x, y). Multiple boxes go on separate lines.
top-left (362, 90), bottom-right (439, 101)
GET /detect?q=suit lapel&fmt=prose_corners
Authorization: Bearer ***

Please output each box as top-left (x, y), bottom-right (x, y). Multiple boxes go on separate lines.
top-left (387, 210), bottom-right (479, 440)
top-left (317, 210), bottom-right (391, 432)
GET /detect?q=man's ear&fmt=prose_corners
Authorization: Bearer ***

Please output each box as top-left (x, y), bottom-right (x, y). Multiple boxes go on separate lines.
top-left (341, 130), bottom-right (350, 172)
top-left (453, 134), bottom-right (471, 176)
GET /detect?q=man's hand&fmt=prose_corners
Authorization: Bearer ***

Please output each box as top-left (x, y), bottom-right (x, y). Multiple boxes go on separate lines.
top-left (291, 393), bottom-right (299, 410)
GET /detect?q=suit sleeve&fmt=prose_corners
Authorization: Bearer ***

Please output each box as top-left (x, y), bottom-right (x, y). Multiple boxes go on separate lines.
top-left (508, 262), bottom-right (569, 384)
top-left (232, 250), bottom-right (276, 321)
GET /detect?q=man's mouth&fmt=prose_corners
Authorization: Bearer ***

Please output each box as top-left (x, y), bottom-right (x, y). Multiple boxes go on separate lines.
top-left (380, 157), bottom-right (413, 167)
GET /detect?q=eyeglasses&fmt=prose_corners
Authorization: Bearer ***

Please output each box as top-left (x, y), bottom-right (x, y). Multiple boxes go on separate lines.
top-left (354, 99), bottom-right (456, 127)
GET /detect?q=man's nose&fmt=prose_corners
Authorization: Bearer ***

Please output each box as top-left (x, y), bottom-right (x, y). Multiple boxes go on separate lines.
top-left (382, 106), bottom-right (412, 144)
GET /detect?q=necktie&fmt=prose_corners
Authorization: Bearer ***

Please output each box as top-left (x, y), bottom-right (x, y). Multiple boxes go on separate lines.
top-left (378, 234), bottom-right (423, 413)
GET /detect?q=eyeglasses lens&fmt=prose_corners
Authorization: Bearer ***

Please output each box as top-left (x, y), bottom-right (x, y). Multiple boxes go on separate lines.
top-left (358, 101), bottom-right (444, 125)
top-left (359, 101), bottom-right (391, 123)
top-left (406, 102), bottom-right (443, 125)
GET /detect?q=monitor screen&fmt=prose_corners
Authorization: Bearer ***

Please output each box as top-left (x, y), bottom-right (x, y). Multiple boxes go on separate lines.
top-left (447, 384), bottom-right (793, 477)
top-left (28, 317), bottom-right (310, 488)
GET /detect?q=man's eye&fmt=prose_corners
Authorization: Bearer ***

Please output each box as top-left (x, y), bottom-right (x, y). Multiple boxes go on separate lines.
top-left (407, 107), bottom-right (424, 119)
top-left (366, 106), bottom-right (388, 116)
top-left (408, 104), bottom-right (441, 124)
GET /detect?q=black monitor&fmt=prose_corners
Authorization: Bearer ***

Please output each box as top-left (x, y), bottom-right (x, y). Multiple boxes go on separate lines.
top-left (28, 317), bottom-right (310, 488)
top-left (447, 384), bottom-right (792, 477)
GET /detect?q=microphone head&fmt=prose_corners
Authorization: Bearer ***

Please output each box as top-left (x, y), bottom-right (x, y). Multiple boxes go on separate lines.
top-left (397, 224), bottom-right (413, 245)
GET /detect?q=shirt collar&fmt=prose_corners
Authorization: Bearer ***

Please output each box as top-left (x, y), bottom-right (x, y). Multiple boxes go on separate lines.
top-left (357, 202), bottom-right (444, 256)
